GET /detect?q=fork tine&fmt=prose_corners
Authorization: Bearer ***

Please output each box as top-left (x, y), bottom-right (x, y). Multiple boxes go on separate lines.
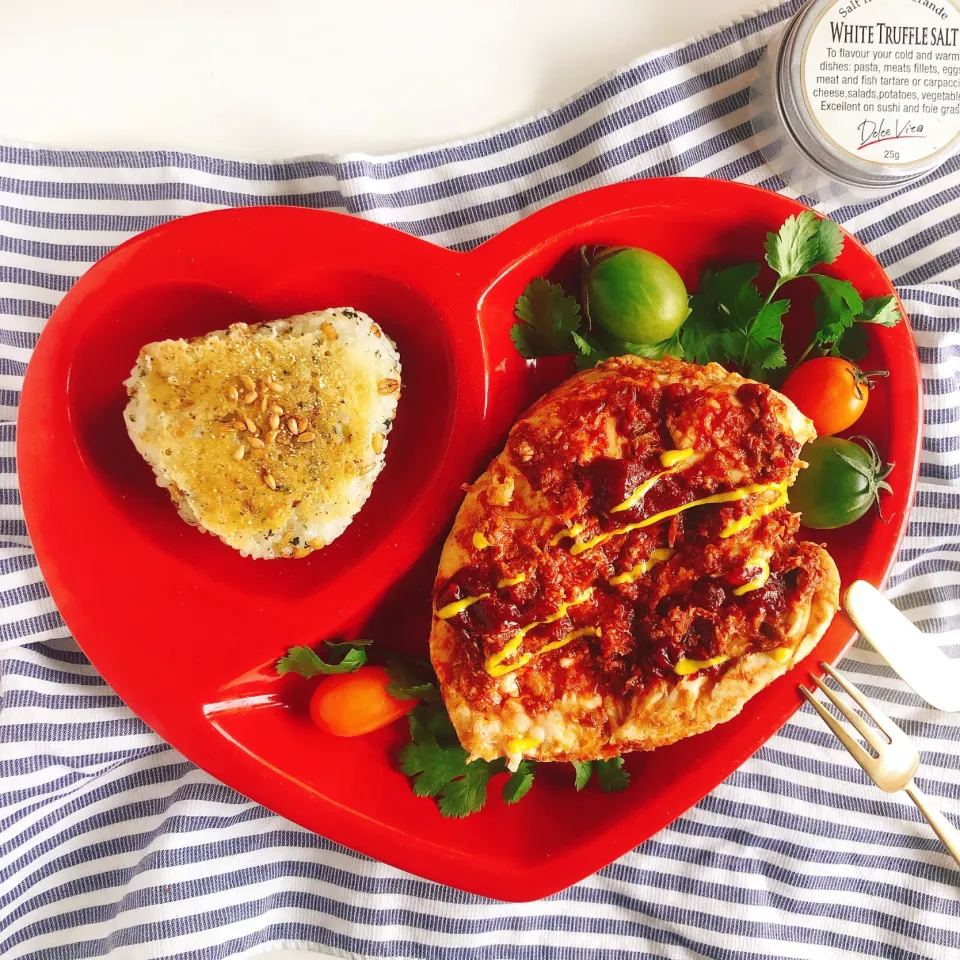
top-left (809, 674), bottom-right (888, 754)
top-left (820, 662), bottom-right (900, 743)
top-left (800, 686), bottom-right (875, 775)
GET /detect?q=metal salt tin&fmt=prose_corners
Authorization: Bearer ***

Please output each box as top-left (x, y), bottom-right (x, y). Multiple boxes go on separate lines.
top-left (751, 0), bottom-right (960, 202)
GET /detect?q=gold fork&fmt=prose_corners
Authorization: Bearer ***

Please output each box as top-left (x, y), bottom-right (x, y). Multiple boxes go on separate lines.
top-left (801, 662), bottom-right (960, 867)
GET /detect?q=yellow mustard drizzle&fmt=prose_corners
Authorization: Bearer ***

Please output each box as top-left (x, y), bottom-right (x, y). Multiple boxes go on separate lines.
top-left (674, 654), bottom-right (729, 676)
top-left (472, 531), bottom-right (492, 550)
top-left (720, 485), bottom-right (789, 539)
top-left (570, 480), bottom-right (786, 556)
top-left (436, 593), bottom-right (489, 620)
top-left (660, 448), bottom-right (695, 468)
top-left (609, 548), bottom-right (675, 586)
top-left (497, 573), bottom-right (526, 589)
top-left (610, 448), bottom-right (695, 514)
top-left (536, 625), bottom-right (599, 657)
top-left (549, 523), bottom-right (584, 547)
top-left (507, 735), bottom-right (542, 754)
top-left (485, 588), bottom-right (594, 677)
top-left (732, 557), bottom-right (770, 596)
top-left (770, 646), bottom-right (793, 663)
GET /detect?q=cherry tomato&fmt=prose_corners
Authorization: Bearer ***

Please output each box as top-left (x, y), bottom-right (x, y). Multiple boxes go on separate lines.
top-left (782, 357), bottom-right (887, 437)
top-left (790, 436), bottom-right (893, 529)
top-left (309, 666), bottom-right (415, 737)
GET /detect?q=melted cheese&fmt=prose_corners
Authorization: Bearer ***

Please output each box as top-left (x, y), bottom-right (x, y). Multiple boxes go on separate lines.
top-left (497, 573), bottom-right (526, 589)
top-left (732, 558), bottom-right (770, 596)
top-left (674, 654), bottom-right (729, 676)
top-left (472, 531), bottom-right (492, 550)
top-left (571, 481), bottom-right (786, 556)
top-left (770, 646), bottom-right (793, 663)
top-left (436, 593), bottom-right (489, 619)
top-left (485, 588), bottom-right (594, 677)
top-left (720, 486), bottom-right (789, 539)
top-left (549, 522), bottom-right (584, 546)
top-left (609, 548), bottom-right (675, 586)
top-left (507, 735), bottom-right (543, 754)
top-left (611, 448), bottom-right (695, 514)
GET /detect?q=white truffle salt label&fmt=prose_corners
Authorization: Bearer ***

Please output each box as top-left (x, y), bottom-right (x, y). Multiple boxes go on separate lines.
top-left (802, 0), bottom-right (960, 165)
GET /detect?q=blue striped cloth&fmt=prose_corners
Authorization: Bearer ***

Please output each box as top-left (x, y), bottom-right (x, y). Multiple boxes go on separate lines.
top-left (3, 2), bottom-right (960, 957)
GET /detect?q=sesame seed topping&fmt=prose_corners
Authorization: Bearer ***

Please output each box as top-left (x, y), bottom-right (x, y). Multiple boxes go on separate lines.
top-left (240, 375), bottom-right (256, 391)
top-left (233, 420), bottom-right (246, 431)
top-left (297, 432), bottom-right (315, 443)
top-left (270, 404), bottom-right (284, 416)
top-left (268, 381), bottom-right (284, 394)
top-left (268, 413), bottom-right (280, 431)
top-left (287, 418), bottom-right (299, 435)
top-left (248, 436), bottom-right (265, 449)
top-left (244, 417), bottom-right (258, 434)
top-left (372, 432), bottom-right (384, 455)
top-left (243, 391), bottom-right (258, 404)
top-left (263, 472), bottom-right (277, 490)
top-left (260, 393), bottom-right (269, 413)
top-left (359, 461), bottom-right (377, 475)
top-left (320, 321), bottom-right (338, 341)
top-left (264, 429), bottom-right (279, 444)
top-left (227, 385), bottom-right (239, 402)
top-left (378, 378), bottom-right (400, 395)
top-left (232, 445), bottom-right (246, 461)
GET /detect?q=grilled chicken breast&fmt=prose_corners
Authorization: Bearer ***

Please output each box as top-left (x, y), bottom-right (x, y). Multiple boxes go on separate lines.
top-left (430, 356), bottom-right (839, 769)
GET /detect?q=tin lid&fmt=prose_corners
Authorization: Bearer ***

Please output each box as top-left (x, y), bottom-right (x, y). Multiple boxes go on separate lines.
top-left (778, 0), bottom-right (960, 187)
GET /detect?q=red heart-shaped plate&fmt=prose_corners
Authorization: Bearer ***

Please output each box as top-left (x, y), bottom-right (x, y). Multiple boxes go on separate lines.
top-left (19, 179), bottom-right (922, 901)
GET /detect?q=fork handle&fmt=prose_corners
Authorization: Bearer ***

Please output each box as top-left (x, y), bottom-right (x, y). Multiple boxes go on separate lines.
top-left (904, 784), bottom-right (960, 868)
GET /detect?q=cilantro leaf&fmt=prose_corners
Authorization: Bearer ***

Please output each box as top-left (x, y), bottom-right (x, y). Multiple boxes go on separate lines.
top-left (502, 760), bottom-right (535, 804)
top-left (385, 658), bottom-right (441, 702)
top-left (623, 330), bottom-right (684, 361)
top-left (812, 275), bottom-right (863, 348)
top-left (834, 323), bottom-right (869, 360)
top-left (743, 299), bottom-right (790, 379)
top-left (712, 263), bottom-right (763, 325)
top-left (276, 643), bottom-right (367, 677)
top-left (764, 210), bottom-right (821, 280)
top-left (680, 295), bottom-right (730, 366)
top-left (439, 764), bottom-right (498, 818)
top-left (594, 757), bottom-right (631, 794)
top-left (858, 295), bottom-right (901, 327)
top-left (813, 216), bottom-right (844, 266)
top-left (510, 277), bottom-right (581, 358)
top-left (571, 329), bottom-right (611, 370)
top-left (572, 760), bottom-right (594, 791)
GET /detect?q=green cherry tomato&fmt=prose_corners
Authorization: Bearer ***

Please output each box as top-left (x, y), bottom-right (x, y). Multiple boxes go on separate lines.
top-left (790, 436), bottom-right (894, 530)
top-left (582, 246), bottom-right (690, 345)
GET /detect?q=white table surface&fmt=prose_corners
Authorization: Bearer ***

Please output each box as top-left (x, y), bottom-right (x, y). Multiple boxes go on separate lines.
top-left (0, 2), bottom-right (763, 957)
top-left (1, 0), bottom-right (764, 160)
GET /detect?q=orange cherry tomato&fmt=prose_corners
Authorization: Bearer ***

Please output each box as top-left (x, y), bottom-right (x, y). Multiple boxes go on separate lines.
top-left (781, 357), bottom-right (887, 437)
top-left (308, 665), bottom-right (415, 737)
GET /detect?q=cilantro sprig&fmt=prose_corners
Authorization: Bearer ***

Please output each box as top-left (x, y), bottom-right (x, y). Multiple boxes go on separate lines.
top-left (571, 758), bottom-right (631, 794)
top-left (276, 639), bottom-right (371, 677)
top-left (681, 211), bottom-right (901, 379)
top-left (510, 211), bottom-right (901, 382)
top-left (399, 701), bottom-right (536, 818)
